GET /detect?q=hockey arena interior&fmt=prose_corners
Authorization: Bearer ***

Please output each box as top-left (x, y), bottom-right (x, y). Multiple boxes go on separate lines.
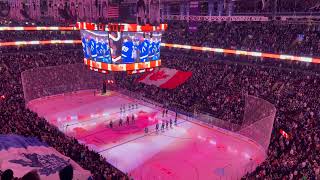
top-left (0, 0), bottom-right (320, 180)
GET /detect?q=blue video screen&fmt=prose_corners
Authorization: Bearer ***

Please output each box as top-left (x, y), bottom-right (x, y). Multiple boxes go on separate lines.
top-left (81, 30), bottom-right (162, 64)
top-left (81, 30), bottom-right (112, 63)
top-left (119, 32), bottom-right (161, 64)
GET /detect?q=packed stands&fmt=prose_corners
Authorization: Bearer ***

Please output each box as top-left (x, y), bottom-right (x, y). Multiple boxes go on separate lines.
top-left (163, 21), bottom-right (320, 57)
top-left (117, 52), bottom-right (320, 179)
top-left (277, 0), bottom-right (320, 12)
top-left (234, 0), bottom-right (320, 13)
top-left (0, 46), bottom-right (128, 179)
top-left (0, 31), bottom-right (79, 42)
top-left (1, 10), bottom-right (320, 179)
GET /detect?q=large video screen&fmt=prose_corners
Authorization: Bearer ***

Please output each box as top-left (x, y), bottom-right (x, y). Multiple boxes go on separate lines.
top-left (81, 30), bottom-right (112, 63)
top-left (109, 31), bottom-right (162, 64)
top-left (81, 30), bottom-right (161, 65)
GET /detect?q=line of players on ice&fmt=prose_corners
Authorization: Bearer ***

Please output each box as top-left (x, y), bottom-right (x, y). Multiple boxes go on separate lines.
top-left (107, 104), bottom-right (178, 133)
top-left (108, 104), bottom-right (138, 128)
top-left (82, 33), bottom-right (161, 64)
top-left (152, 109), bottom-right (179, 133)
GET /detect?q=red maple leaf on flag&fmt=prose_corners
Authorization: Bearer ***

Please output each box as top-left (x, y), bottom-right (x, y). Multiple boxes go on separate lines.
top-left (149, 70), bottom-right (169, 81)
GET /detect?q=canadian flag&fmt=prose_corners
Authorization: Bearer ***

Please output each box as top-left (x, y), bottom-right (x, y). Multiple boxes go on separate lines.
top-left (138, 68), bottom-right (192, 89)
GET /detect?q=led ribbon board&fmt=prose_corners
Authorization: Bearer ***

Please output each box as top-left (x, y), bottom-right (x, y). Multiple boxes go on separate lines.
top-left (0, 23), bottom-right (319, 64)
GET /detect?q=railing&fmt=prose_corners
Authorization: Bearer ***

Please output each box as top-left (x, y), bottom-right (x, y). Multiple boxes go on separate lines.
top-left (117, 88), bottom-right (237, 131)
top-left (116, 87), bottom-right (275, 154)
top-left (163, 11), bottom-right (320, 17)
top-left (233, 11), bottom-right (320, 16)
top-left (21, 63), bottom-right (106, 103)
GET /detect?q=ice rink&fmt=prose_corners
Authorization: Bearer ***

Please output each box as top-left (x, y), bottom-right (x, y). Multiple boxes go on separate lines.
top-left (28, 90), bottom-right (265, 180)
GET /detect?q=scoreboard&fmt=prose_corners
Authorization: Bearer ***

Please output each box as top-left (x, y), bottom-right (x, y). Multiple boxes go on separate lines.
top-left (77, 22), bottom-right (167, 73)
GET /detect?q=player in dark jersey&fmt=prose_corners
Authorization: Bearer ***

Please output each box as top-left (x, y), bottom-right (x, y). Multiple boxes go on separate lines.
top-left (155, 40), bottom-right (161, 59)
top-left (109, 120), bottom-right (113, 128)
top-left (144, 127), bottom-right (148, 133)
top-left (119, 118), bottom-right (123, 127)
top-left (121, 37), bottom-right (135, 63)
top-left (82, 37), bottom-right (90, 59)
top-left (126, 116), bottom-right (130, 125)
top-left (102, 42), bottom-right (112, 63)
top-left (96, 41), bottom-right (104, 62)
top-left (149, 39), bottom-right (157, 60)
top-left (139, 38), bottom-right (150, 62)
top-left (89, 38), bottom-right (97, 60)
top-left (174, 117), bottom-right (178, 126)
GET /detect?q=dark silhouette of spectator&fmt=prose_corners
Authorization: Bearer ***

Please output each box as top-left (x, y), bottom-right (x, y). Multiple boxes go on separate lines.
top-left (59, 165), bottom-right (73, 180)
top-left (1, 169), bottom-right (14, 180)
top-left (21, 170), bottom-right (40, 180)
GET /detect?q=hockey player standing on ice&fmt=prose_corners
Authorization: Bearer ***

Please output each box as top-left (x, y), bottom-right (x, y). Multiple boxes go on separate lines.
top-left (132, 114), bottom-right (135, 123)
top-left (121, 36), bottom-right (135, 63)
top-left (89, 37), bottom-right (97, 60)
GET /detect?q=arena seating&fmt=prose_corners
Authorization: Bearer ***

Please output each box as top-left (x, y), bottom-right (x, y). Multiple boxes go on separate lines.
top-left (277, 0), bottom-right (320, 12)
top-left (0, 47), bottom-right (129, 179)
top-left (234, 0), bottom-right (320, 13)
top-left (117, 52), bottom-right (320, 179)
top-left (1, 20), bottom-right (320, 179)
top-left (163, 21), bottom-right (320, 57)
top-left (0, 31), bottom-right (80, 42)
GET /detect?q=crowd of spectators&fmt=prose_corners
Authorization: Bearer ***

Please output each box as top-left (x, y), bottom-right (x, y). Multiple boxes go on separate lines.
top-left (163, 21), bottom-right (320, 57)
top-left (116, 50), bottom-right (320, 179)
top-left (0, 44), bottom-right (81, 54)
top-left (0, 45), bottom-right (128, 180)
top-left (1, 18), bottom-right (320, 180)
top-left (22, 63), bottom-right (104, 102)
top-left (233, 0), bottom-right (320, 13)
top-left (276, 0), bottom-right (320, 13)
top-left (0, 19), bottom-right (73, 27)
top-left (1, 165), bottom-right (75, 180)
top-left (0, 31), bottom-right (80, 42)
